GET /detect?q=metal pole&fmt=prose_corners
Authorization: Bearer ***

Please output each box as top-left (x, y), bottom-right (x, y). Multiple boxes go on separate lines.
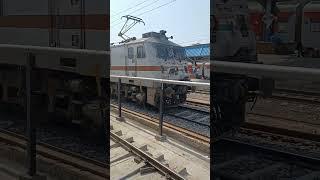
top-left (26, 53), bottom-right (36, 176)
top-left (98, 79), bottom-right (107, 154)
top-left (159, 83), bottom-right (164, 136)
top-left (118, 78), bottom-right (121, 117)
top-left (116, 78), bottom-right (124, 121)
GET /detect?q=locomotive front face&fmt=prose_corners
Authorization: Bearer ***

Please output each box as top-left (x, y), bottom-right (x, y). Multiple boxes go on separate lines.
top-left (150, 42), bottom-right (189, 81)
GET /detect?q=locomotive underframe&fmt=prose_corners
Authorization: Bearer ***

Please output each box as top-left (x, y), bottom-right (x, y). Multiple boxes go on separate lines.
top-left (110, 81), bottom-right (187, 107)
top-left (0, 64), bottom-right (107, 135)
top-left (212, 73), bottom-right (262, 139)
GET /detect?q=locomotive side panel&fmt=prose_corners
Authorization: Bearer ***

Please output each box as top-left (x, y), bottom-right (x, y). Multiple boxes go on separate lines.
top-left (111, 42), bottom-right (161, 88)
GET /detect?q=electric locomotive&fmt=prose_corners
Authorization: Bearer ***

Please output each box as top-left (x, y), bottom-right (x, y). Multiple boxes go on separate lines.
top-left (110, 30), bottom-right (190, 107)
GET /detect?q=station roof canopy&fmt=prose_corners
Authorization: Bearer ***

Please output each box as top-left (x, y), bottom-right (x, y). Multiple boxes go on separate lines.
top-left (184, 43), bottom-right (210, 59)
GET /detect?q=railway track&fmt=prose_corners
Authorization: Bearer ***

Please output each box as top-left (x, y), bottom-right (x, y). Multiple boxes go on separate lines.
top-left (166, 103), bottom-right (210, 127)
top-left (272, 88), bottom-right (320, 105)
top-left (110, 127), bottom-right (186, 180)
top-left (0, 128), bottom-right (108, 179)
top-left (110, 137), bottom-right (168, 180)
top-left (110, 100), bottom-right (210, 137)
top-left (110, 103), bottom-right (209, 144)
top-left (110, 112), bottom-right (210, 180)
top-left (213, 129), bottom-right (320, 179)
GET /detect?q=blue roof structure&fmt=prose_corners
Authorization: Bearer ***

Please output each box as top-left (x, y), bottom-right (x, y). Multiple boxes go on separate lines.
top-left (184, 43), bottom-right (210, 58)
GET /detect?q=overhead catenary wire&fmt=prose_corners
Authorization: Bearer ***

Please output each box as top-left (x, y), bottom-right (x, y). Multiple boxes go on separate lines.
top-left (111, 0), bottom-right (154, 18)
top-left (136, 0), bottom-right (176, 17)
top-left (111, 0), bottom-right (162, 25)
top-left (111, 0), bottom-right (177, 29)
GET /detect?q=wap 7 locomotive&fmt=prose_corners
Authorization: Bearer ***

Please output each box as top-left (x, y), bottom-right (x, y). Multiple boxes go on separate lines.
top-left (110, 30), bottom-right (190, 107)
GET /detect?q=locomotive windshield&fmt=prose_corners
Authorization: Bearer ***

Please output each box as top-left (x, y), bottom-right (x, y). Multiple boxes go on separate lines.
top-left (154, 44), bottom-right (186, 60)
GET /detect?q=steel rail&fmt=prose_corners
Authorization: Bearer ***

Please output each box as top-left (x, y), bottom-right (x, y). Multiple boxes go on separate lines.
top-left (110, 130), bottom-right (186, 180)
top-left (219, 137), bottom-right (320, 165)
top-left (166, 112), bottom-right (210, 127)
top-left (242, 122), bottom-right (320, 143)
top-left (0, 128), bottom-right (108, 178)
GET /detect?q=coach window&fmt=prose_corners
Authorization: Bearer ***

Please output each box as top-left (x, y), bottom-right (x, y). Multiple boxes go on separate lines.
top-left (311, 21), bottom-right (320, 32)
top-left (128, 47), bottom-right (134, 59)
top-left (71, 0), bottom-right (80, 6)
top-left (137, 46), bottom-right (145, 58)
top-left (0, 0), bottom-right (3, 16)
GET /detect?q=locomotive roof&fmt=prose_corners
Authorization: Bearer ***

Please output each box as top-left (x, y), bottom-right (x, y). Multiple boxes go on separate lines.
top-left (111, 31), bottom-right (182, 48)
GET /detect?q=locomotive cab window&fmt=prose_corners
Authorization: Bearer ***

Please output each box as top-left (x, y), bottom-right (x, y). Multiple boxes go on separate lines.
top-left (137, 46), bottom-right (145, 58)
top-left (155, 44), bottom-right (185, 60)
top-left (128, 47), bottom-right (134, 59)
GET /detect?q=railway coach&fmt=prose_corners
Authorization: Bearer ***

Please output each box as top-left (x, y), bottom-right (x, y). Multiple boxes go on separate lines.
top-left (0, 0), bottom-right (108, 134)
top-left (249, 1), bottom-right (320, 56)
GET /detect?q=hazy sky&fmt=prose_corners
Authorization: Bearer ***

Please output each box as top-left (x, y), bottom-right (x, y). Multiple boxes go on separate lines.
top-left (110, 0), bottom-right (210, 46)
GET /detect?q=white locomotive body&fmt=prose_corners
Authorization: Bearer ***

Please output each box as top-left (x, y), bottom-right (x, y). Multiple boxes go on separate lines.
top-left (110, 30), bottom-right (189, 106)
top-left (0, 0), bottom-right (108, 134)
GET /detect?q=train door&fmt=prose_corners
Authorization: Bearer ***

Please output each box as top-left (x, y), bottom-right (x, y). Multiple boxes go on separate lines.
top-left (50, 0), bottom-right (85, 49)
top-left (126, 45), bottom-right (137, 77)
top-left (124, 53), bottom-right (129, 76)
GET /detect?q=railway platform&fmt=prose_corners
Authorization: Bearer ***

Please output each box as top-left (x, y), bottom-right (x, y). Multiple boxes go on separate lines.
top-left (110, 111), bottom-right (210, 180)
